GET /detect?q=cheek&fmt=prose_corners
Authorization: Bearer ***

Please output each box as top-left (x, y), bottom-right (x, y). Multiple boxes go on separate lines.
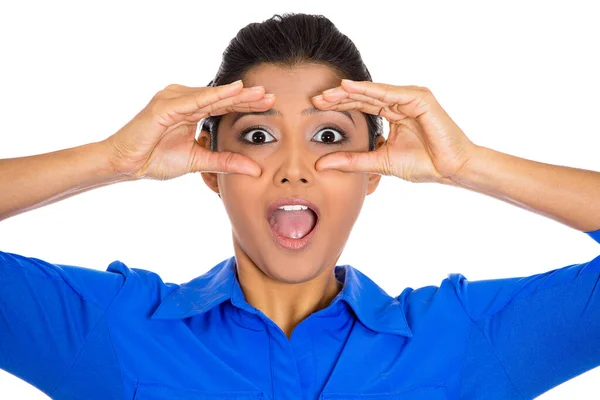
top-left (322, 174), bottom-right (369, 213)
top-left (218, 175), bottom-right (261, 219)
top-left (325, 172), bottom-right (368, 192)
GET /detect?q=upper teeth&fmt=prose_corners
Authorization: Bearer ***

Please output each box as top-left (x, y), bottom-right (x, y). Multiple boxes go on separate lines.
top-left (278, 205), bottom-right (308, 211)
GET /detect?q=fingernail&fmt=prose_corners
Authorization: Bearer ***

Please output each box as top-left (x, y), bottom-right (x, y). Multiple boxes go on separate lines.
top-left (342, 79), bottom-right (354, 84)
top-left (230, 80), bottom-right (242, 86)
top-left (323, 88), bottom-right (337, 94)
top-left (250, 85), bottom-right (264, 91)
top-left (264, 93), bottom-right (275, 99)
top-left (312, 95), bottom-right (323, 101)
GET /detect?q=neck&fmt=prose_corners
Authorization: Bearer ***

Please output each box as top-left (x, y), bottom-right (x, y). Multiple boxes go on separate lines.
top-left (233, 243), bottom-right (343, 339)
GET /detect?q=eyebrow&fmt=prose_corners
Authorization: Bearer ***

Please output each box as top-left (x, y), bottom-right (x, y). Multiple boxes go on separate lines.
top-left (230, 107), bottom-right (355, 126)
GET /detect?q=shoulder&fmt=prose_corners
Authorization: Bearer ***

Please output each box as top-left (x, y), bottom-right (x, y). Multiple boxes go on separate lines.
top-left (0, 250), bottom-right (177, 310)
top-left (411, 253), bottom-right (600, 321)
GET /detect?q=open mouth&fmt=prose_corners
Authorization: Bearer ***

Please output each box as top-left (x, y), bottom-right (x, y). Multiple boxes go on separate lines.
top-left (266, 198), bottom-right (321, 251)
top-left (268, 207), bottom-right (318, 239)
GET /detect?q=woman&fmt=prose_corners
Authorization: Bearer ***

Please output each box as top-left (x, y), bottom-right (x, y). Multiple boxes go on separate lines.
top-left (1, 13), bottom-right (599, 400)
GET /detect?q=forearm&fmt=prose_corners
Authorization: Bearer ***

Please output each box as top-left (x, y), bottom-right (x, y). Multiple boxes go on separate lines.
top-left (0, 140), bottom-right (133, 221)
top-left (445, 145), bottom-right (600, 233)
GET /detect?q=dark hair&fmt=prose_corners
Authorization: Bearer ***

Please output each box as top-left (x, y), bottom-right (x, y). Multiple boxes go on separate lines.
top-left (201, 13), bottom-right (383, 152)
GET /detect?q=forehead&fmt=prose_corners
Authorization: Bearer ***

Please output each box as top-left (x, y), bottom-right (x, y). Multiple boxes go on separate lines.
top-left (242, 63), bottom-right (342, 98)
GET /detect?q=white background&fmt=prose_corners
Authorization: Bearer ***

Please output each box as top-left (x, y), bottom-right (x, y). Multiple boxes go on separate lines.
top-left (1, 0), bottom-right (599, 398)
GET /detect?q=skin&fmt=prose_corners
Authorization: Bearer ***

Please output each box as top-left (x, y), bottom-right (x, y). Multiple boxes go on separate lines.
top-left (309, 78), bottom-right (600, 233)
top-left (2, 60), bottom-right (597, 341)
top-left (199, 63), bottom-right (385, 338)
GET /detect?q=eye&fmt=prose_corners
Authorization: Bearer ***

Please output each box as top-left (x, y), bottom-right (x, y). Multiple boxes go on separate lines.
top-left (238, 126), bottom-right (276, 145)
top-left (237, 124), bottom-right (349, 146)
top-left (312, 125), bottom-right (348, 145)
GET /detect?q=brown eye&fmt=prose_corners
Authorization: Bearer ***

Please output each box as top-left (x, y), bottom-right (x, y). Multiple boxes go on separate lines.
top-left (239, 127), bottom-right (276, 145)
top-left (312, 127), bottom-right (348, 144)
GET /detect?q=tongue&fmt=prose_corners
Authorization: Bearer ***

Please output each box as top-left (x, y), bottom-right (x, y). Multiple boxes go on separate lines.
top-left (268, 209), bottom-right (317, 239)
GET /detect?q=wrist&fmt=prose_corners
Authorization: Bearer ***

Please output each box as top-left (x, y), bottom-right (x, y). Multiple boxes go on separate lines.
top-left (91, 140), bottom-right (138, 184)
top-left (433, 144), bottom-right (486, 188)
top-left (447, 145), bottom-right (499, 192)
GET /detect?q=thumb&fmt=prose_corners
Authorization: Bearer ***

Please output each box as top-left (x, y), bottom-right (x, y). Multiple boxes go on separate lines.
top-left (190, 146), bottom-right (262, 177)
top-left (315, 150), bottom-right (385, 174)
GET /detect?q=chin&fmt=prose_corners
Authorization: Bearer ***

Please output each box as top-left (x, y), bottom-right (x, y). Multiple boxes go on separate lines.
top-left (231, 209), bottom-right (350, 284)
top-left (261, 258), bottom-right (327, 284)
top-left (234, 236), bottom-right (335, 285)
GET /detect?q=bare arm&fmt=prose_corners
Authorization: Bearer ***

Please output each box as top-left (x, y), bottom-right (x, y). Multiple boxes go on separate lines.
top-left (0, 81), bottom-right (273, 222)
top-left (0, 141), bottom-right (128, 222)
top-left (446, 145), bottom-right (600, 233)
top-left (310, 81), bottom-right (599, 234)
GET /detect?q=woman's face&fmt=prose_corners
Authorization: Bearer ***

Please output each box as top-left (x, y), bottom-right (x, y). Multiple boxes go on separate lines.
top-left (202, 63), bottom-right (383, 284)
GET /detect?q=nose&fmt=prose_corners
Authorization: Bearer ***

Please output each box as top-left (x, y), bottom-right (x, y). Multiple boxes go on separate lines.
top-left (272, 143), bottom-right (315, 188)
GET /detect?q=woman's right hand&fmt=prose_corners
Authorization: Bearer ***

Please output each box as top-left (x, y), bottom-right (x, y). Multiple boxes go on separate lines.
top-left (101, 81), bottom-right (274, 180)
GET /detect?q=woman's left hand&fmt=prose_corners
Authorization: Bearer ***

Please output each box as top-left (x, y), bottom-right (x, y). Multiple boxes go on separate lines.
top-left (312, 79), bottom-right (478, 183)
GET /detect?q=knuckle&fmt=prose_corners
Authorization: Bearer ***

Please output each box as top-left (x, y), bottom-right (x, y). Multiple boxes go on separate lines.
top-left (221, 151), bottom-right (236, 170)
top-left (424, 90), bottom-right (436, 102)
top-left (195, 89), bottom-right (212, 107)
top-left (380, 159), bottom-right (390, 176)
top-left (382, 84), bottom-right (390, 97)
top-left (163, 83), bottom-right (181, 91)
top-left (148, 98), bottom-right (166, 117)
top-left (208, 85), bottom-right (226, 99)
top-left (152, 90), bottom-right (167, 101)
top-left (206, 102), bottom-right (221, 116)
top-left (344, 152), bottom-right (355, 167)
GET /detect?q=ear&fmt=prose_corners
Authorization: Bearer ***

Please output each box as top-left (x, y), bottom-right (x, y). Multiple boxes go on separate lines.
top-left (366, 135), bottom-right (386, 196)
top-left (197, 130), bottom-right (221, 198)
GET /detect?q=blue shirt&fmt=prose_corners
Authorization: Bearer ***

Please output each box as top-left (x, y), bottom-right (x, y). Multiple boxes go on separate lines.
top-left (1, 229), bottom-right (600, 400)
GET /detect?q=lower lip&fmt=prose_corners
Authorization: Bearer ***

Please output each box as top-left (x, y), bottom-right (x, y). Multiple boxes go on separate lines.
top-left (267, 217), bottom-right (320, 251)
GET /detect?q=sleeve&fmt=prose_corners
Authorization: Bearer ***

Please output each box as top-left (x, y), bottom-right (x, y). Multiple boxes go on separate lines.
top-left (453, 228), bottom-right (600, 398)
top-left (0, 250), bottom-right (125, 397)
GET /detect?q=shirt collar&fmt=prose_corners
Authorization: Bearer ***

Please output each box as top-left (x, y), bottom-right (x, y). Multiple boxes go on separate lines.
top-left (150, 256), bottom-right (413, 337)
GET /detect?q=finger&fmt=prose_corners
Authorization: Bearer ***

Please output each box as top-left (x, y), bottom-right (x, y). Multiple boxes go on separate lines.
top-left (163, 83), bottom-right (212, 93)
top-left (314, 94), bottom-right (385, 111)
top-left (159, 84), bottom-right (203, 98)
top-left (184, 94), bottom-right (275, 121)
top-left (317, 86), bottom-right (348, 102)
top-left (148, 81), bottom-right (249, 128)
top-left (315, 91), bottom-right (387, 108)
top-left (341, 80), bottom-right (423, 104)
top-left (159, 81), bottom-right (244, 98)
top-left (314, 95), bottom-right (411, 123)
top-left (177, 88), bottom-right (272, 122)
top-left (205, 93), bottom-right (275, 117)
top-left (314, 97), bottom-right (379, 114)
top-left (344, 92), bottom-right (388, 108)
top-left (313, 99), bottom-right (385, 119)
top-left (315, 148), bottom-right (391, 175)
top-left (165, 86), bottom-right (266, 121)
top-left (191, 146), bottom-right (262, 177)
top-left (340, 80), bottom-right (431, 119)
